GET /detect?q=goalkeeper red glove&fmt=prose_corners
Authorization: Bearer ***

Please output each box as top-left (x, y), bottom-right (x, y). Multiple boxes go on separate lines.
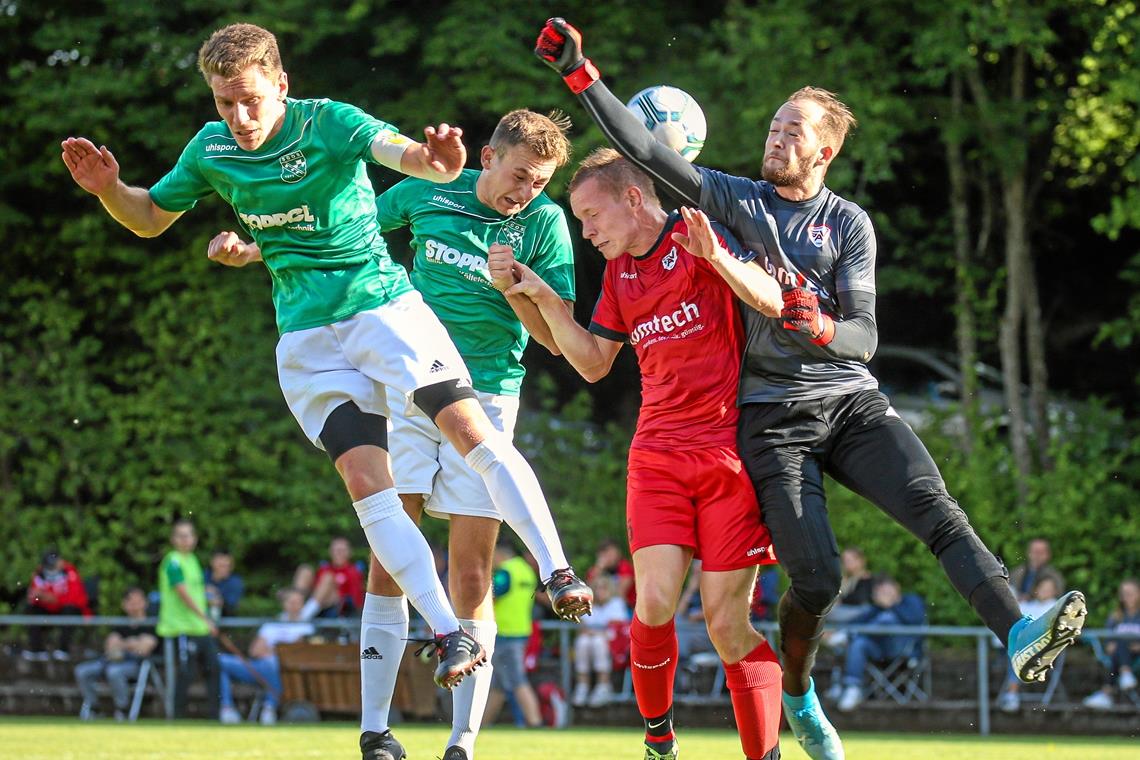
top-left (535, 17), bottom-right (600, 94)
top-left (781, 288), bottom-right (835, 346)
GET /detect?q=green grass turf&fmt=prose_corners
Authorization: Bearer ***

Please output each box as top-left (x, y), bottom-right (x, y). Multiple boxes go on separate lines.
top-left (0, 719), bottom-right (1136, 759)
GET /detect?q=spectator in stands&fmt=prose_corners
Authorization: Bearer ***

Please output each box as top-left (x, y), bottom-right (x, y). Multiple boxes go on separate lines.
top-left (1082, 577), bottom-right (1140, 709)
top-left (572, 574), bottom-right (629, 708)
top-left (750, 568), bottom-right (781, 623)
top-left (74, 586), bottom-right (157, 720)
top-left (22, 547), bottom-right (91, 661)
top-left (157, 518), bottom-right (220, 719)
top-left (218, 587), bottom-right (315, 725)
top-left (832, 547), bottom-right (875, 623)
top-left (836, 574), bottom-right (926, 712)
top-left (587, 538), bottom-right (636, 609)
top-left (1009, 538), bottom-right (1065, 603)
top-left (299, 536), bottom-right (365, 619)
top-left (484, 540), bottom-right (543, 728)
top-left (204, 548), bottom-right (244, 619)
top-left (996, 574), bottom-right (1062, 712)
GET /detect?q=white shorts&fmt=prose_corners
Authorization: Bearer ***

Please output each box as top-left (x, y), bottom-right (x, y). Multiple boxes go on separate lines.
top-left (388, 387), bottom-right (519, 521)
top-left (276, 291), bottom-right (471, 451)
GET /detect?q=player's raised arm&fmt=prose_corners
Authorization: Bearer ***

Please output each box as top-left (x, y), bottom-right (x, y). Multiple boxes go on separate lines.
top-left (534, 18), bottom-right (703, 207)
top-left (505, 261), bottom-right (621, 383)
top-left (487, 244), bottom-right (571, 356)
top-left (61, 137), bottom-right (183, 238)
top-left (672, 207), bottom-right (783, 318)
top-left (372, 124), bottom-right (466, 183)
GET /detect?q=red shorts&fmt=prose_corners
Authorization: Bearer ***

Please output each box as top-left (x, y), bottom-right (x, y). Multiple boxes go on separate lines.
top-left (626, 445), bottom-right (775, 571)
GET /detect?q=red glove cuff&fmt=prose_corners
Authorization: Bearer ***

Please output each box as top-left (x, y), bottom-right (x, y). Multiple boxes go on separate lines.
top-left (563, 59), bottom-right (600, 94)
top-left (810, 314), bottom-right (835, 346)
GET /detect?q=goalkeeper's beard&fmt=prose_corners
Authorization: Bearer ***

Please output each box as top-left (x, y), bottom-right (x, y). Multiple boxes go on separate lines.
top-left (762, 158), bottom-right (813, 188)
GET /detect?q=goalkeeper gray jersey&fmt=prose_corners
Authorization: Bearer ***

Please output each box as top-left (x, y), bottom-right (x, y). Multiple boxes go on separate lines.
top-left (698, 168), bottom-right (880, 404)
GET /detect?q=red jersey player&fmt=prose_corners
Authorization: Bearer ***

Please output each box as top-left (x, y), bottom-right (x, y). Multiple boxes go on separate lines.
top-left (496, 148), bottom-right (784, 760)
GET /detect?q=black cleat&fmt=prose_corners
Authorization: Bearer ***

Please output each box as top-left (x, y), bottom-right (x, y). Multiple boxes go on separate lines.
top-left (543, 567), bottom-right (594, 622)
top-left (416, 628), bottom-right (486, 689)
top-left (361, 729), bottom-right (406, 760)
top-left (442, 746), bottom-right (470, 760)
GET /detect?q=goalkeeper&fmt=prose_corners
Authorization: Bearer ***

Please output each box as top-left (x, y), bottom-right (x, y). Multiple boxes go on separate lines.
top-left (534, 17), bottom-right (1087, 760)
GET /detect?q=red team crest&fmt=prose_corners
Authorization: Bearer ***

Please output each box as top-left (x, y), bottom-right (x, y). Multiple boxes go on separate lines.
top-left (807, 223), bottom-right (831, 248)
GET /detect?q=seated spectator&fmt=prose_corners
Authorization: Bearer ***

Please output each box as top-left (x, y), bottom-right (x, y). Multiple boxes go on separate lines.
top-left (22, 547), bottom-right (91, 661)
top-left (587, 538), bottom-right (636, 609)
top-left (1082, 577), bottom-right (1140, 709)
top-left (484, 540), bottom-right (543, 728)
top-left (830, 547), bottom-right (875, 623)
top-left (204, 548), bottom-right (244, 619)
top-left (836, 574), bottom-right (926, 712)
top-left (300, 537), bottom-right (365, 619)
top-left (674, 561), bottom-right (715, 660)
top-left (572, 575), bottom-right (629, 708)
top-left (74, 587), bottom-right (157, 720)
top-left (1008, 537), bottom-right (1065, 603)
top-left (996, 574), bottom-right (1062, 712)
top-left (218, 587), bottom-right (315, 725)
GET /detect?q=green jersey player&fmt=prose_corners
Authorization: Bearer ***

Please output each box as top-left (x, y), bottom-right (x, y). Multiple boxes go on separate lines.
top-left (366, 110), bottom-right (576, 760)
top-left (60, 24), bottom-right (591, 749)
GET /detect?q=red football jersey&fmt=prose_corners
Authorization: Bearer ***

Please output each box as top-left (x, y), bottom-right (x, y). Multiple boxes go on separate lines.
top-left (589, 213), bottom-right (750, 450)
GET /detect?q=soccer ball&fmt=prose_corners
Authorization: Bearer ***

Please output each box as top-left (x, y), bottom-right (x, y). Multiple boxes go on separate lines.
top-left (625, 85), bottom-right (707, 162)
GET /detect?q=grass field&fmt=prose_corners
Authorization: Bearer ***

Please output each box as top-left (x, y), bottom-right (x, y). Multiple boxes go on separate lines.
top-left (1, 719), bottom-right (1136, 760)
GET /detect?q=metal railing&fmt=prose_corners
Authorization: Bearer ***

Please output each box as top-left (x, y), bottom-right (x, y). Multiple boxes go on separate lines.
top-left (2, 614), bottom-right (1135, 736)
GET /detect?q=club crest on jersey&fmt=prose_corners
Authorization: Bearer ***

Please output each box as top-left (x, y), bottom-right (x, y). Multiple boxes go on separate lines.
top-left (807, 224), bottom-right (831, 249)
top-left (279, 150), bottom-right (307, 183)
top-left (662, 246), bottom-right (678, 271)
top-left (499, 221), bottom-right (526, 251)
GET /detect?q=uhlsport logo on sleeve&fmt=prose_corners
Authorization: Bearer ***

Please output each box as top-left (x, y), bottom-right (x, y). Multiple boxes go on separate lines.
top-left (807, 223), bottom-right (831, 248)
top-left (279, 150), bottom-right (307, 183)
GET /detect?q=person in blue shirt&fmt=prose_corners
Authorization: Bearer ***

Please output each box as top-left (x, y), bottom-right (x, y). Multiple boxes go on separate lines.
top-left (835, 574), bottom-right (925, 711)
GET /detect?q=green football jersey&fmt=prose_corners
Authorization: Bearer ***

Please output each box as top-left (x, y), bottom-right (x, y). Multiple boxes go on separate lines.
top-left (150, 97), bottom-right (413, 335)
top-left (376, 169), bottom-right (575, 396)
top-left (156, 550), bottom-right (209, 637)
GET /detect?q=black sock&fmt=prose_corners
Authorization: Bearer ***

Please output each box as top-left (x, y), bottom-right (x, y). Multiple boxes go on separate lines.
top-left (644, 707), bottom-right (674, 740)
top-left (969, 576), bottom-right (1023, 647)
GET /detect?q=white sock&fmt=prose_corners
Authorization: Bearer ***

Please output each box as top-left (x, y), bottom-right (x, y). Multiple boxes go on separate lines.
top-left (360, 593), bottom-right (408, 735)
top-left (446, 618), bottom-right (497, 757)
top-left (464, 437), bottom-right (568, 579)
top-left (353, 489), bottom-right (459, 634)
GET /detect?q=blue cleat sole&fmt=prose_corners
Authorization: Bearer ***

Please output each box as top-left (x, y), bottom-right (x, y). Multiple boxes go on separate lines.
top-left (1011, 590), bottom-right (1087, 683)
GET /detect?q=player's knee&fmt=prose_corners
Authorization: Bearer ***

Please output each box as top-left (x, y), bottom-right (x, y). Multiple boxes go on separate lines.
top-left (704, 610), bottom-right (754, 659)
top-left (449, 564), bottom-right (492, 611)
top-left (634, 585), bottom-right (678, 626)
top-left (787, 563), bottom-right (842, 616)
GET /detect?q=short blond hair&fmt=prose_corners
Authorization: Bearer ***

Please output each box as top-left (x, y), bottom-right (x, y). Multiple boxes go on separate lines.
top-left (568, 147), bottom-right (659, 205)
top-left (197, 23), bottom-right (283, 83)
top-left (489, 109), bottom-right (573, 168)
top-left (787, 86), bottom-right (857, 154)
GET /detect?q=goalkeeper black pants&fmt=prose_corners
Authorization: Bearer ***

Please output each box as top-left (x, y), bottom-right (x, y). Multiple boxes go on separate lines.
top-left (737, 388), bottom-right (1008, 618)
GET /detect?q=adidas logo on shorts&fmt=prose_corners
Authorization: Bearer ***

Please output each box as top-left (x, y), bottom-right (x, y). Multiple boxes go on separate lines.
top-left (429, 359), bottom-right (448, 374)
top-left (361, 647), bottom-right (383, 660)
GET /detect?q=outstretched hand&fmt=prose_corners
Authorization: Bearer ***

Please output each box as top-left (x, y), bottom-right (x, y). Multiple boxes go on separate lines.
top-left (535, 17), bottom-right (585, 73)
top-left (61, 137), bottom-right (120, 196)
top-left (422, 123), bottom-right (466, 178)
top-left (671, 207), bottom-right (725, 261)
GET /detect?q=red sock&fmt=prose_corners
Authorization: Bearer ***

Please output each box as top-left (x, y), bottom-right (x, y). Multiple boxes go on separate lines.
top-left (723, 639), bottom-right (783, 759)
top-left (630, 614), bottom-right (678, 741)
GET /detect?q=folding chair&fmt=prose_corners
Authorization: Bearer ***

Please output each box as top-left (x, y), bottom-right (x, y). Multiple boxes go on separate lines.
top-left (864, 637), bottom-right (931, 704)
top-left (127, 657), bottom-right (166, 721)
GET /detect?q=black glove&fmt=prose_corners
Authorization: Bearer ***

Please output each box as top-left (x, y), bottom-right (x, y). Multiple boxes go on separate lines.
top-left (535, 17), bottom-right (600, 94)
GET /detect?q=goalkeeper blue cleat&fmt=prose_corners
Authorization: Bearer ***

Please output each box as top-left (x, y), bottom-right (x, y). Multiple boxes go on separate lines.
top-left (1009, 589), bottom-right (1087, 683)
top-left (783, 678), bottom-right (844, 760)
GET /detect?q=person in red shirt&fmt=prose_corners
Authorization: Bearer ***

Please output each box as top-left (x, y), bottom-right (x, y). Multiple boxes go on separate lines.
top-left (303, 536), bottom-right (366, 618)
top-left (498, 148), bottom-right (784, 760)
top-left (23, 548), bottom-right (91, 661)
top-left (587, 538), bottom-right (636, 610)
